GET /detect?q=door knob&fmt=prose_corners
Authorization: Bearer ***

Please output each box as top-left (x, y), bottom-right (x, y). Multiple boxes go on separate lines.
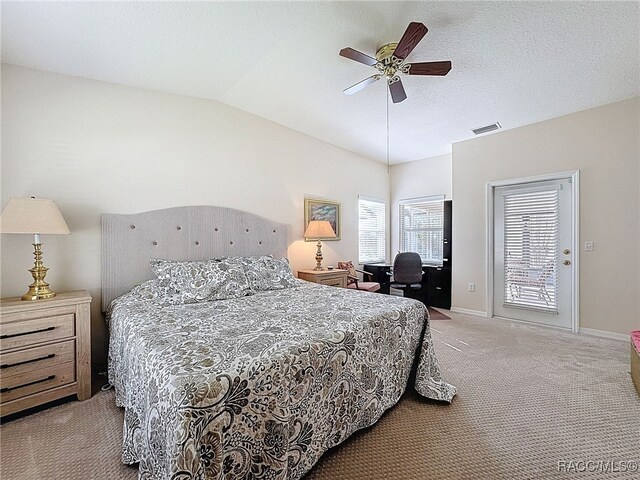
top-left (563, 260), bottom-right (571, 266)
top-left (563, 249), bottom-right (571, 255)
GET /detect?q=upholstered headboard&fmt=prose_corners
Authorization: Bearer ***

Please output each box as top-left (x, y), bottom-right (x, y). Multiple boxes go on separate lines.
top-left (101, 206), bottom-right (289, 311)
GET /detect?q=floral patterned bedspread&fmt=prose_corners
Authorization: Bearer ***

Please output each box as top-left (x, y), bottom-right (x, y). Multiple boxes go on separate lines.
top-left (107, 279), bottom-right (456, 480)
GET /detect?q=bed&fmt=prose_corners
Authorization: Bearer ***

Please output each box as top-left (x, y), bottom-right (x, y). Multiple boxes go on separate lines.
top-left (102, 206), bottom-right (456, 480)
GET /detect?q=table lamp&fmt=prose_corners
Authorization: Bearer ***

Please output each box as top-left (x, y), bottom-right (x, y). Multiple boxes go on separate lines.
top-left (0, 197), bottom-right (71, 300)
top-left (303, 220), bottom-right (336, 270)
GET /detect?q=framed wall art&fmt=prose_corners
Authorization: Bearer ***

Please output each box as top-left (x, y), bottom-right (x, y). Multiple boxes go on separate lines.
top-left (304, 198), bottom-right (341, 240)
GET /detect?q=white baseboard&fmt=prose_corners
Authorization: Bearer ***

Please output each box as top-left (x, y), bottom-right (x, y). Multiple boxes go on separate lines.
top-left (450, 307), bottom-right (488, 318)
top-left (493, 315), bottom-right (573, 333)
top-left (449, 310), bottom-right (629, 342)
top-left (579, 328), bottom-right (629, 342)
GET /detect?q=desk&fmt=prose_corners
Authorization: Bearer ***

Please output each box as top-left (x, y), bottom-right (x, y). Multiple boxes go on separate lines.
top-left (363, 263), bottom-right (451, 309)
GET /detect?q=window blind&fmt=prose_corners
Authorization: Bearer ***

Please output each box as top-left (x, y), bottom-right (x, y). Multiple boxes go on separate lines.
top-left (358, 197), bottom-right (386, 263)
top-left (399, 196), bottom-right (444, 265)
top-left (503, 188), bottom-right (559, 313)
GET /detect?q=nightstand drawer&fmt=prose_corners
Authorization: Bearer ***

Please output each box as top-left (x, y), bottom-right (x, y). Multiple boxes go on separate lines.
top-left (0, 314), bottom-right (75, 351)
top-left (0, 361), bottom-right (75, 404)
top-left (318, 275), bottom-right (346, 287)
top-left (298, 269), bottom-right (348, 288)
top-left (0, 340), bottom-right (75, 379)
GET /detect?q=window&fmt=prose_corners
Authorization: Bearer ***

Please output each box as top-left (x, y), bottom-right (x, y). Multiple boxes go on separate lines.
top-left (358, 197), bottom-right (386, 263)
top-left (502, 187), bottom-right (559, 312)
top-left (399, 196), bottom-right (444, 265)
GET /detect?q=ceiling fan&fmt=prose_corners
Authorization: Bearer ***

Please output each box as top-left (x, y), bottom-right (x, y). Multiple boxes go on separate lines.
top-left (339, 22), bottom-right (451, 103)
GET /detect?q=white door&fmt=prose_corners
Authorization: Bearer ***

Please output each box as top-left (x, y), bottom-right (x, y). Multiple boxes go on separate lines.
top-left (493, 178), bottom-right (573, 328)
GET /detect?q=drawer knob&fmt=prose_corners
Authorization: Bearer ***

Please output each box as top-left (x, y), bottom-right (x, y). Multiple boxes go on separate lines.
top-left (0, 375), bottom-right (55, 394)
top-left (1, 353), bottom-right (56, 369)
top-left (0, 326), bottom-right (55, 340)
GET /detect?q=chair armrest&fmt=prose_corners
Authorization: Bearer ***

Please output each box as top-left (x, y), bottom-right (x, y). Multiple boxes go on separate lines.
top-left (355, 269), bottom-right (373, 280)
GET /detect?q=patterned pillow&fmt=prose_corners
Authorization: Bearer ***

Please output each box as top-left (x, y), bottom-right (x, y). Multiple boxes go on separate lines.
top-left (113, 279), bottom-right (185, 309)
top-left (147, 259), bottom-right (187, 305)
top-left (236, 255), bottom-right (297, 291)
top-left (337, 261), bottom-right (358, 285)
top-left (149, 258), bottom-right (181, 283)
top-left (149, 258), bottom-right (253, 304)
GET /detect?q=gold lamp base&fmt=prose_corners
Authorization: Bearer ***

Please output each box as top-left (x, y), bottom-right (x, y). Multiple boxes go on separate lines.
top-left (21, 242), bottom-right (56, 301)
top-left (313, 239), bottom-right (324, 271)
top-left (22, 284), bottom-right (56, 301)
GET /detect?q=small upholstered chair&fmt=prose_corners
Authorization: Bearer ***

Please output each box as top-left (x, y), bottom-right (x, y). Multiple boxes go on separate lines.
top-left (390, 252), bottom-right (423, 298)
top-left (337, 261), bottom-right (381, 293)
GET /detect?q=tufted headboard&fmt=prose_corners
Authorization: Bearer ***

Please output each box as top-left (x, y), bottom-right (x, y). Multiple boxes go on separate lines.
top-left (101, 206), bottom-right (289, 311)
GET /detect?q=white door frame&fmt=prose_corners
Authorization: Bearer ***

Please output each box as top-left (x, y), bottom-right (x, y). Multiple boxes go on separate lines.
top-left (486, 171), bottom-right (580, 332)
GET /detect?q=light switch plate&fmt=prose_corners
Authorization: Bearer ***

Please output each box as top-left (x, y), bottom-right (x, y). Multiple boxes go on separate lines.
top-left (468, 283), bottom-right (476, 292)
top-left (584, 241), bottom-right (594, 252)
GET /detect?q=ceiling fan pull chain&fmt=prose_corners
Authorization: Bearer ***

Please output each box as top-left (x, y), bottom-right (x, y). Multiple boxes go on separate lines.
top-left (386, 86), bottom-right (390, 174)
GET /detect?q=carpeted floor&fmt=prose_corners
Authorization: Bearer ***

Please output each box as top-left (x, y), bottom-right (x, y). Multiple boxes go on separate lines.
top-left (1, 311), bottom-right (638, 479)
top-left (428, 306), bottom-right (450, 320)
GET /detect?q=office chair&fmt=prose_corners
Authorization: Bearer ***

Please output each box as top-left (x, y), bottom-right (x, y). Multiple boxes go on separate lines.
top-left (390, 252), bottom-right (423, 299)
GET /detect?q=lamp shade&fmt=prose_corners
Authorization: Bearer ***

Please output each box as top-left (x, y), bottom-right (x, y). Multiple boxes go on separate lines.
top-left (304, 220), bottom-right (336, 239)
top-left (0, 197), bottom-right (70, 235)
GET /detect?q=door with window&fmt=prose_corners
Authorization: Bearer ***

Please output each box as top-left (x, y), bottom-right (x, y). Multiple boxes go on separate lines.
top-left (493, 178), bottom-right (573, 328)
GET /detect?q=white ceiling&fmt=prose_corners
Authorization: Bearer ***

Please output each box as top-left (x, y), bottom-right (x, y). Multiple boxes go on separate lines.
top-left (2, 1), bottom-right (638, 164)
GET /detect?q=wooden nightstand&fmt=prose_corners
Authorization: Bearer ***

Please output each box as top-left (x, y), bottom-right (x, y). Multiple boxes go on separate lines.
top-left (0, 290), bottom-right (92, 417)
top-left (298, 269), bottom-right (348, 288)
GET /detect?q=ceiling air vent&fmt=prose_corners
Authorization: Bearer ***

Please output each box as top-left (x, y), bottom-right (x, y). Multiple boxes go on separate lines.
top-left (471, 122), bottom-right (501, 135)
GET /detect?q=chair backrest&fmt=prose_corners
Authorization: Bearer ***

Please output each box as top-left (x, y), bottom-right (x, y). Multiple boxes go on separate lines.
top-left (393, 252), bottom-right (423, 284)
top-left (337, 260), bottom-right (358, 285)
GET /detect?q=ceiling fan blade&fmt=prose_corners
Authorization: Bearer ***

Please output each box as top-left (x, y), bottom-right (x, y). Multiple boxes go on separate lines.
top-left (393, 22), bottom-right (428, 60)
top-left (388, 78), bottom-right (407, 103)
top-left (407, 61), bottom-right (452, 76)
top-left (343, 75), bottom-right (381, 95)
top-left (339, 47), bottom-right (378, 66)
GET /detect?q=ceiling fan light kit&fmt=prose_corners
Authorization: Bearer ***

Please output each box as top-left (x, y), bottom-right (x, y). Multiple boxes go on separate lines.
top-left (375, 42), bottom-right (398, 62)
top-left (339, 22), bottom-right (452, 103)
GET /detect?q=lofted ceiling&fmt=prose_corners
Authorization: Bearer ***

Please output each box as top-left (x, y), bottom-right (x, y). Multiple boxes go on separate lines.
top-left (2, 1), bottom-right (638, 164)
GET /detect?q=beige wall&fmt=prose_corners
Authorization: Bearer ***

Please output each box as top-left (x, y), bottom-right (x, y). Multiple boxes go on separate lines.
top-left (389, 153), bottom-right (452, 256)
top-left (452, 97), bottom-right (640, 335)
top-left (2, 64), bottom-right (636, 368)
top-left (0, 65), bottom-right (390, 366)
